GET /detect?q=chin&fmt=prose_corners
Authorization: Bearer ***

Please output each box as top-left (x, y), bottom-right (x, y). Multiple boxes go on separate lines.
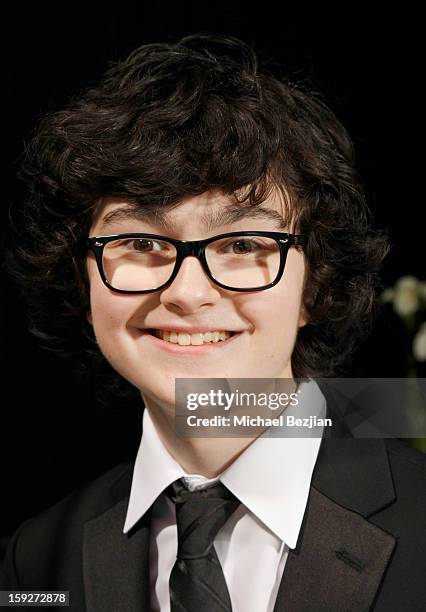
top-left (138, 379), bottom-right (176, 406)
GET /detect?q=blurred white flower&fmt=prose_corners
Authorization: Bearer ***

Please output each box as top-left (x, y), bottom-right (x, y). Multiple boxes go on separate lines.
top-left (413, 323), bottom-right (426, 361)
top-left (395, 275), bottom-right (419, 290)
top-left (393, 284), bottom-right (419, 316)
top-left (420, 281), bottom-right (426, 300)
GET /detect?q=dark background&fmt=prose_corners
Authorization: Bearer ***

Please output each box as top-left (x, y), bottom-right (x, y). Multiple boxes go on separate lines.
top-left (1, 4), bottom-right (423, 549)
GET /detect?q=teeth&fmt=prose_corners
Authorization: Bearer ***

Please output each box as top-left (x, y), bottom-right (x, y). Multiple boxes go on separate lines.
top-left (190, 333), bottom-right (204, 346)
top-left (177, 333), bottom-right (190, 346)
top-left (155, 330), bottom-right (233, 345)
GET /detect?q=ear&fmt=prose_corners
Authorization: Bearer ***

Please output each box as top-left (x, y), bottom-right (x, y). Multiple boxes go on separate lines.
top-left (86, 310), bottom-right (93, 326)
top-left (298, 306), bottom-right (309, 328)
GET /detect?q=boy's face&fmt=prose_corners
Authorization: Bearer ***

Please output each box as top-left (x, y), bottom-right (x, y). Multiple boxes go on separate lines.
top-left (86, 190), bottom-right (307, 411)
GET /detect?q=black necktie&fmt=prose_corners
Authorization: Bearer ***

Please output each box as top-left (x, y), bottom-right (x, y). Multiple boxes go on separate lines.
top-left (165, 478), bottom-right (241, 612)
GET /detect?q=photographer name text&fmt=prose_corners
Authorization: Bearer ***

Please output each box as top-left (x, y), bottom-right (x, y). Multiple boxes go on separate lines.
top-left (185, 414), bottom-right (332, 428)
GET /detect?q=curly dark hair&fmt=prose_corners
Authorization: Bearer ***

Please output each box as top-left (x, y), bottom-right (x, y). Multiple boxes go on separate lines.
top-left (4, 32), bottom-right (389, 403)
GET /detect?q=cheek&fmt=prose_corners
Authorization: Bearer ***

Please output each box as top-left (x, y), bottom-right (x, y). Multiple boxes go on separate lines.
top-left (88, 284), bottom-right (145, 382)
top-left (91, 289), bottom-right (123, 329)
top-left (86, 261), bottom-right (135, 347)
top-left (240, 252), bottom-right (305, 332)
top-left (87, 256), bottom-right (130, 328)
top-left (251, 293), bottom-right (300, 340)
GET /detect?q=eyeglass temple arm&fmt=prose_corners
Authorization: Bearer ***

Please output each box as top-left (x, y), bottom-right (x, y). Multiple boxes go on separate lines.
top-left (291, 234), bottom-right (307, 247)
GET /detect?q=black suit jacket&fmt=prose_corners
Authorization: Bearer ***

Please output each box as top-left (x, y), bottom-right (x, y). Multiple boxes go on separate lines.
top-left (1, 386), bottom-right (426, 611)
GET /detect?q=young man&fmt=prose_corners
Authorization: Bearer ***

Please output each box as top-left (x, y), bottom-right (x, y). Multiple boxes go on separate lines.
top-left (1, 33), bottom-right (425, 611)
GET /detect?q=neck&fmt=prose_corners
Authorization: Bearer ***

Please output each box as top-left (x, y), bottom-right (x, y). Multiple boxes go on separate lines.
top-left (141, 375), bottom-right (297, 477)
top-left (143, 395), bottom-right (259, 478)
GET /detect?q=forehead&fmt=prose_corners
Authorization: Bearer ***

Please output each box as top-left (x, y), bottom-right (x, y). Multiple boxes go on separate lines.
top-left (90, 188), bottom-right (293, 235)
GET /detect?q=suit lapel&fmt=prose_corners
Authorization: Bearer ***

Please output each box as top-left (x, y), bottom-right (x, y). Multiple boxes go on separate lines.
top-left (83, 468), bottom-right (152, 612)
top-left (273, 484), bottom-right (396, 612)
top-left (273, 382), bottom-right (397, 612)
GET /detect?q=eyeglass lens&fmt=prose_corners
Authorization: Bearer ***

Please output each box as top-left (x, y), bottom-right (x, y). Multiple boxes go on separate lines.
top-left (101, 235), bottom-right (281, 291)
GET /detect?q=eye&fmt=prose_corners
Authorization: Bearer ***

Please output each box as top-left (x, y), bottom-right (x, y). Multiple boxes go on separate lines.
top-left (131, 239), bottom-right (156, 252)
top-left (221, 238), bottom-right (268, 254)
top-left (231, 239), bottom-right (253, 254)
top-left (123, 238), bottom-right (170, 253)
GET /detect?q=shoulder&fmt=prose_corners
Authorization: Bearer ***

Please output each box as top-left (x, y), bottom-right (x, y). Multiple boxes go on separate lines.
top-left (22, 461), bottom-right (133, 535)
top-left (1, 461), bottom-right (133, 589)
top-left (371, 439), bottom-right (426, 534)
top-left (384, 438), bottom-right (426, 466)
top-left (383, 438), bottom-right (426, 498)
top-left (384, 438), bottom-right (426, 475)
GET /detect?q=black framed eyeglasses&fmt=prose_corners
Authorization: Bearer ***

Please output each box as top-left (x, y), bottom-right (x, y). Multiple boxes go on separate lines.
top-left (86, 230), bottom-right (307, 294)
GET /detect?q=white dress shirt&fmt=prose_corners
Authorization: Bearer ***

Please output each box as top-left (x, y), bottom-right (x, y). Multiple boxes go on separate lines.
top-left (123, 379), bottom-right (326, 612)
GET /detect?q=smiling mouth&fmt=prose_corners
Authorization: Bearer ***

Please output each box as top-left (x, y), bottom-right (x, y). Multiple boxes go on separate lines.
top-left (148, 329), bottom-right (236, 346)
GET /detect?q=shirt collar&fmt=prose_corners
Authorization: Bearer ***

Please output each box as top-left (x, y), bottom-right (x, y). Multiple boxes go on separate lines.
top-left (123, 379), bottom-right (326, 549)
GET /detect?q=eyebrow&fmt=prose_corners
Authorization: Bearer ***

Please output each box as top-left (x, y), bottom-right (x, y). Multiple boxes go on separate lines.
top-left (98, 203), bottom-right (289, 232)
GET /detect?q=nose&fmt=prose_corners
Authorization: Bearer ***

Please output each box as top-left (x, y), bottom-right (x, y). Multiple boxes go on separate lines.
top-left (159, 256), bottom-right (221, 313)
